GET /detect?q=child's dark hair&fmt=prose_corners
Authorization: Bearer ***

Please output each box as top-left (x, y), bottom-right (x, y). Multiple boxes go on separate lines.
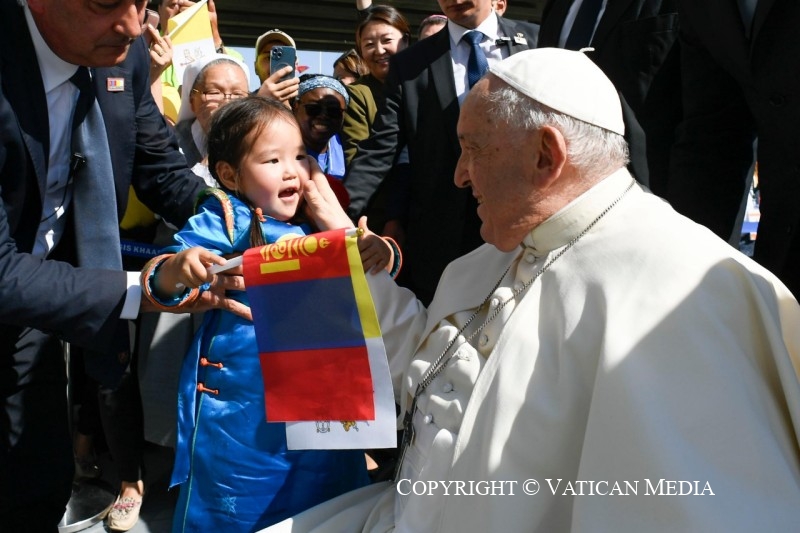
top-left (207, 95), bottom-right (300, 247)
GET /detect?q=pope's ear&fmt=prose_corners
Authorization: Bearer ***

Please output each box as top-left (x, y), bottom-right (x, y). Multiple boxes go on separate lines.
top-left (533, 125), bottom-right (567, 185)
top-left (215, 161), bottom-right (237, 190)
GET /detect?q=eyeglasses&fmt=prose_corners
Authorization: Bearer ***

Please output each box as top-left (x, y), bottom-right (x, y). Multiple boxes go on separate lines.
top-left (302, 103), bottom-right (345, 119)
top-left (192, 89), bottom-right (249, 102)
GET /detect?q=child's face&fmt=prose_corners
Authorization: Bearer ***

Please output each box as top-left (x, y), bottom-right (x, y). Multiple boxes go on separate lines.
top-left (238, 117), bottom-right (310, 222)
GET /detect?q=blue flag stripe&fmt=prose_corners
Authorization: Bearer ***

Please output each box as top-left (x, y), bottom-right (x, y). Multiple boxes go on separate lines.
top-left (249, 276), bottom-right (365, 352)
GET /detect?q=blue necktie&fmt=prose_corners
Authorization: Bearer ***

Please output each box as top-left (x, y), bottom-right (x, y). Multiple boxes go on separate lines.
top-left (463, 31), bottom-right (489, 89)
top-left (565, 0), bottom-right (604, 50)
top-left (70, 67), bottom-right (122, 270)
top-left (71, 67), bottom-right (129, 388)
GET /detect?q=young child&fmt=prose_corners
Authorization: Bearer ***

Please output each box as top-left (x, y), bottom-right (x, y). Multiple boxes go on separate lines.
top-left (140, 96), bottom-right (400, 532)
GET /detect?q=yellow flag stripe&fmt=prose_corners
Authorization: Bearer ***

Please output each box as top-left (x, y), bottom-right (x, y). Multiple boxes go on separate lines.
top-left (260, 259), bottom-right (300, 275)
top-left (345, 234), bottom-right (382, 339)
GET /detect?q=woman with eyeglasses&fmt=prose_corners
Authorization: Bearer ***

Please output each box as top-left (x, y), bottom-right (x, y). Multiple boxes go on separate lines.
top-left (175, 54), bottom-right (252, 186)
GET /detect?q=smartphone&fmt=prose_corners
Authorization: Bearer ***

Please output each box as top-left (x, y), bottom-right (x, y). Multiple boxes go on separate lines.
top-left (270, 46), bottom-right (297, 82)
top-left (143, 9), bottom-right (160, 46)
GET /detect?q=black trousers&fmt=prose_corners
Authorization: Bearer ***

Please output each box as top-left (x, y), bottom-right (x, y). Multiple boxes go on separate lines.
top-left (97, 354), bottom-right (144, 483)
top-left (0, 326), bottom-right (73, 532)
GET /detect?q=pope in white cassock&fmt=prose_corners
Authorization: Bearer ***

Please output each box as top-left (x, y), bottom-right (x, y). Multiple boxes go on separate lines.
top-left (264, 48), bottom-right (800, 532)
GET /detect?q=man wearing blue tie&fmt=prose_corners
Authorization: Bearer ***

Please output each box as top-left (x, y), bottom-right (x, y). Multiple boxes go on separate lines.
top-left (343, 0), bottom-right (539, 306)
top-left (0, 1), bottom-right (243, 530)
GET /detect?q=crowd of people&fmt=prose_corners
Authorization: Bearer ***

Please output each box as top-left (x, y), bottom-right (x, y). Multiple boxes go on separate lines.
top-left (1, 0), bottom-right (799, 532)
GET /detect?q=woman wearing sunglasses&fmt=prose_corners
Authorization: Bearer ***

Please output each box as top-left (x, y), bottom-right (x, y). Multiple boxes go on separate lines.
top-left (292, 75), bottom-right (352, 207)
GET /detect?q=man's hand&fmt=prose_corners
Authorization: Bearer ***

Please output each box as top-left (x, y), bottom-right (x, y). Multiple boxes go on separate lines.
top-left (141, 267), bottom-right (252, 322)
top-left (147, 26), bottom-right (173, 79)
top-left (192, 271), bottom-right (251, 321)
top-left (256, 67), bottom-right (300, 105)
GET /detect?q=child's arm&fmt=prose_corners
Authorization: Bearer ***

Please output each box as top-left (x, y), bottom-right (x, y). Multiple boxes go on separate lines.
top-left (154, 247), bottom-right (226, 297)
top-left (357, 217), bottom-right (402, 278)
top-left (140, 247), bottom-right (227, 310)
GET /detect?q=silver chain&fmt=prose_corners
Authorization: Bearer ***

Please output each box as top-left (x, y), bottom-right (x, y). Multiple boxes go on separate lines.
top-left (414, 179), bottom-right (636, 397)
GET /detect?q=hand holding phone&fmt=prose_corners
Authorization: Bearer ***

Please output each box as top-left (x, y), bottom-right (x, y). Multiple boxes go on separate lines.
top-left (270, 46), bottom-right (297, 83)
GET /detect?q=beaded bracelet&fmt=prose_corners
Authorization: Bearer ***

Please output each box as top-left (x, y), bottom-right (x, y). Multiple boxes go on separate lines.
top-left (140, 253), bottom-right (201, 311)
top-left (383, 237), bottom-right (403, 279)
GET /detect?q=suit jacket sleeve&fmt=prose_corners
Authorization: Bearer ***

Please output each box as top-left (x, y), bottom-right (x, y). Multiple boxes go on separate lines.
top-left (0, 190), bottom-right (129, 349)
top-left (667, 11), bottom-right (757, 240)
top-left (0, 38), bottom-right (203, 352)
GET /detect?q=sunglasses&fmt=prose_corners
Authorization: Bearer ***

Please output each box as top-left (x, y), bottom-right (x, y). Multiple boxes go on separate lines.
top-left (302, 103), bottom-right (345, 119)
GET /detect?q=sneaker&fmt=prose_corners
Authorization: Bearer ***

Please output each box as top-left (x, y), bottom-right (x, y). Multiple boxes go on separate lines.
top-left (106, 494), bottom-right (143, 531)
top-left (74, 455), bottom-right (102, 479)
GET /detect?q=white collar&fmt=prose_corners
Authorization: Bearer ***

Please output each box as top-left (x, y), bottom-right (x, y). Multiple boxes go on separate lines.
top-left (523, 168), bottom-right (639, 255)
top-left (447, 12), bottom-right (501, 48)
top-left (24, 4), bottom-right (79, 94)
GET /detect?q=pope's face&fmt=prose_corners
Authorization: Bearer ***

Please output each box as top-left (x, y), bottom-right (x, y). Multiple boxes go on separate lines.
top-left (28, 0), bottom-right (147, 67)
top-left (437, 0), bottom-right (494, 29)
top-left (455, 80), bottom-right (540, 251)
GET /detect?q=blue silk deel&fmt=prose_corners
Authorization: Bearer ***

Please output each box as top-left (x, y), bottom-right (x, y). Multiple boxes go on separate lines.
top-left (166, 193), bottom-right (370, 532)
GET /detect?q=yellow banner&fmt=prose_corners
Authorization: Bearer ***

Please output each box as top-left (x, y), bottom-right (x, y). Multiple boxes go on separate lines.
top-left (167, 0), bottom-right (215, 82)
top-left (168, 0), bottom-right (211, 41)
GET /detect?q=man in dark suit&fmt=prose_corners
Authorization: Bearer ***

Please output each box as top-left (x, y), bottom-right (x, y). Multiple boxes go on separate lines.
top-left (668, 0), bottom-right (800, 298)
top-left (0, 1), bottom-right (239, 529)
top-left (344, 0), bottom-right (539, 305)
top-left (538, 0), bottom-right (681, 195)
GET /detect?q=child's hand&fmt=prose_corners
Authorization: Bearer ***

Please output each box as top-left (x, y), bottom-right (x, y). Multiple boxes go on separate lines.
top-left (155, 247), bottom-right (227, 297)
top-left (357, 217), bottom-right (393, 275)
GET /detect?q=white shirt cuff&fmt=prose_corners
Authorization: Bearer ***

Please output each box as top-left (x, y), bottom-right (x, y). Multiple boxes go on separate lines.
top-left (121, 271), bottom-right (142, 320)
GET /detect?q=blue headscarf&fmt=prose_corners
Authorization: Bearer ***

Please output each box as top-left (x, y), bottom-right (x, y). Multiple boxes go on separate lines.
top-left (297, 75), bottom-right (350, 106)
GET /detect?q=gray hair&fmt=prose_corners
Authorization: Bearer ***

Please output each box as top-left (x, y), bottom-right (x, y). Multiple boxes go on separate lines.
top-left (192, 57), bottom-right (247, 91)
top-left (482, 84), bottom-right (629, 180)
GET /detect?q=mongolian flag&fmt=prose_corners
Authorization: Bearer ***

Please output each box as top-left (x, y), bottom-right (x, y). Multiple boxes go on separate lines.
top-left (243, 228), bottom-right (379, 423)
